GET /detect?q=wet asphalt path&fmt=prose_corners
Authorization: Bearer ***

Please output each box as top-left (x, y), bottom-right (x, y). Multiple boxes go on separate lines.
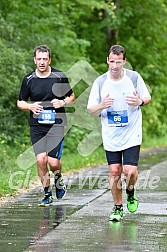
top-left (0, 149), bottom-right (167, 252)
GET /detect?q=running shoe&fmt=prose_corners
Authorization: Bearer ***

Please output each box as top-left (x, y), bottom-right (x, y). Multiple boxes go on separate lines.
top-left (109, 206), bottom-right (123, 222)
top-left (127, 193), bottom-right (138, 212)
top-left (55, 174), bottom-right (67, 199)
top-left (38, 194), bottom-right (53, 207)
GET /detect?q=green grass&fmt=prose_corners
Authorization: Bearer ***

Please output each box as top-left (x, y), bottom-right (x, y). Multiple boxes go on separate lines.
top-left (62, 147), bottom-right (106, 172)
top-left (0, 136), bottom-right (167, 197)
top-left (142, 135), bottom-right (167, 150)
top-left (0, 143), bottom-right (106, 197)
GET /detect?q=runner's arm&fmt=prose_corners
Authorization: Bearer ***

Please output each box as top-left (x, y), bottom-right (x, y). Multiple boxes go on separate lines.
top-left (63, 92), bottom-right (75, 105)
top-left (51, 92), bottom-right (75, 108)
top-left (88, 94), bottom-right (114, 116)
top-left (88, 103), bottom-right (105, 116)
top-left (138, 97), bottom-right (151, 106)
top-left (17, 100), bottom-right (43, 114)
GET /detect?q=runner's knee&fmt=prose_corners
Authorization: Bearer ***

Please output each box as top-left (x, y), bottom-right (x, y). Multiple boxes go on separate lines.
top-left (37, 153), bottom-right (48, 167)
top-left (109, 164), bottom-right (122, 177)
top-left (124, 166), bottom-right (138, 178)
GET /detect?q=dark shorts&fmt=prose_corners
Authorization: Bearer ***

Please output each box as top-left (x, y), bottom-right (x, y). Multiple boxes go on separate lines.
top-left (105, 145), bottom-right (140, 166)
top-left (30, 125), bottom-right (64, 159)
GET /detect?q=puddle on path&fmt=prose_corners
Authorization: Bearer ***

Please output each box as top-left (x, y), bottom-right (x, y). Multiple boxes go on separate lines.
top-left (0, 148), bottom-right (166, 252)
top-left (0, 191), bottom-right (80, 252)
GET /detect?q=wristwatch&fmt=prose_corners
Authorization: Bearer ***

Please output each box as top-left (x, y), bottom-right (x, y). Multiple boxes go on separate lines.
top-left (62, 99), bottom-right (66, 106)
top-left (139, 99), bottom-right (144, 106)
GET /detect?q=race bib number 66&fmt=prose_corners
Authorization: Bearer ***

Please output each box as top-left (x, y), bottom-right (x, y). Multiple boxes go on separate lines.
top-left (107, 110), bottom-right (128, 127)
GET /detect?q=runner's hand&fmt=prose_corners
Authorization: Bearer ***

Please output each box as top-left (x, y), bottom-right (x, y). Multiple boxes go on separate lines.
top-left (28, 102), bottom-right (43, 114)
top-left (126, 92), bottom-right (141, 106)
top-left (51, 98), bottom-right (64, 108)
top-left (102, 94), bottom-right (114, 108)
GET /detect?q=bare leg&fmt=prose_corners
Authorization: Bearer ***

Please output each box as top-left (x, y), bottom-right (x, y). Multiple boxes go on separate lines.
top-left (124, 165), bottom-right (139, 212)
top-left (48, 156), bottom-right (66, 199)
top-left (109, 164), bottom-right (123, 205)
top-left (36, 152), bottom-right (50, 188)
top-left (123, 165), bottom-right (138, 191)
top-left (48, 156), bottom-right (62, 176)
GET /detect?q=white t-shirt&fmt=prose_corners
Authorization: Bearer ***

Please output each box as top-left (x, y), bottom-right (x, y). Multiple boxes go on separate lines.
top-left (87, 69), bottom-right (151, 151)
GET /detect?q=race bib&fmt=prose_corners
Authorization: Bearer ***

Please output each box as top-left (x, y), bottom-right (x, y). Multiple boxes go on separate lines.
top-left (107, 110), bottom-right (128, 127)
top-left (38, 110), bottom-right (56, 124)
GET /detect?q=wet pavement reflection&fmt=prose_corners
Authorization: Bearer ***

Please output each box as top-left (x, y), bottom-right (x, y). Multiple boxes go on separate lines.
top-left (108, 221), bottom-right (138, 251)
top-left (0, 148), bottom-right (167, 252)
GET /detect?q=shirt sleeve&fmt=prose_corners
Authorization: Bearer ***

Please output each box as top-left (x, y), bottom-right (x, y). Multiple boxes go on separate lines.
top-left (52, 72), bottom-right (73, 99)
top-left (136, 74), bottom-right (151, 100)
top-left (18, 76), bottom-right (30, 101)
top-left (87, 80), bottom-right (101, 109)
top-left (62, 76), bottom-right (73, 97)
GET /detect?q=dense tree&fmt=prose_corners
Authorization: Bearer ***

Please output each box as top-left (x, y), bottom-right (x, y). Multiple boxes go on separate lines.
top-left (0, 0), bottom-right (166, 150)
top-left (115, 0), bottom-right (167, 137)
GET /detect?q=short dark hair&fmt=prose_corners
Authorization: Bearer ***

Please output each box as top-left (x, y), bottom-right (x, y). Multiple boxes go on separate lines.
top-left (34, 45), bottom-right (51, 58)
top-left (109, 45), bottom-right (126, 59)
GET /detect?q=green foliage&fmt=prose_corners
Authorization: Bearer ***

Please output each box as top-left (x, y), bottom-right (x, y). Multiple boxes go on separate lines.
top-left (0, 0), bottom-right (167, 154)
top-left (0, 39), bottom-right (30, 144)
top-left (63, 126), bottom-right (91, 154)
top-left (115, 0), bottom-right (167, 137)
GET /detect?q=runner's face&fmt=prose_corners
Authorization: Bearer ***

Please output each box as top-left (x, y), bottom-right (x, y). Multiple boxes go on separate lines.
top-left (107, 52), bottom-right (126, 76)
top-left (34, 51), bottom-right (51, 73)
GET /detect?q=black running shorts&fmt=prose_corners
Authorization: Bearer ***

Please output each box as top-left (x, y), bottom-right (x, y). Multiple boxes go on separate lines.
top-left (30, 125), bottom-right (64, 159)
top-left (105, 145), bottom-right (140, 166)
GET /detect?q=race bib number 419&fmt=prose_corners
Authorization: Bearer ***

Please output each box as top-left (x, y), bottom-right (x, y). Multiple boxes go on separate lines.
top-left (107, 110), bottom-right (128, 127)
top-left (38, 110), bottom-right (56, 124)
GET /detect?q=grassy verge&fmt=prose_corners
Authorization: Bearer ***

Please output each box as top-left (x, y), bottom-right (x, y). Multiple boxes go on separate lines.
top-left (0, 143), bottom-right (106, 197)
top-left (141, 135), bottom-right (167, 150)
top-left (0, 136), bottom-right (167, 197)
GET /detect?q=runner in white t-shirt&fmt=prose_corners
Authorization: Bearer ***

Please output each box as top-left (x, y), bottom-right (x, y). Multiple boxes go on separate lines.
top-left (87, 45), bottom-right (151, 221)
